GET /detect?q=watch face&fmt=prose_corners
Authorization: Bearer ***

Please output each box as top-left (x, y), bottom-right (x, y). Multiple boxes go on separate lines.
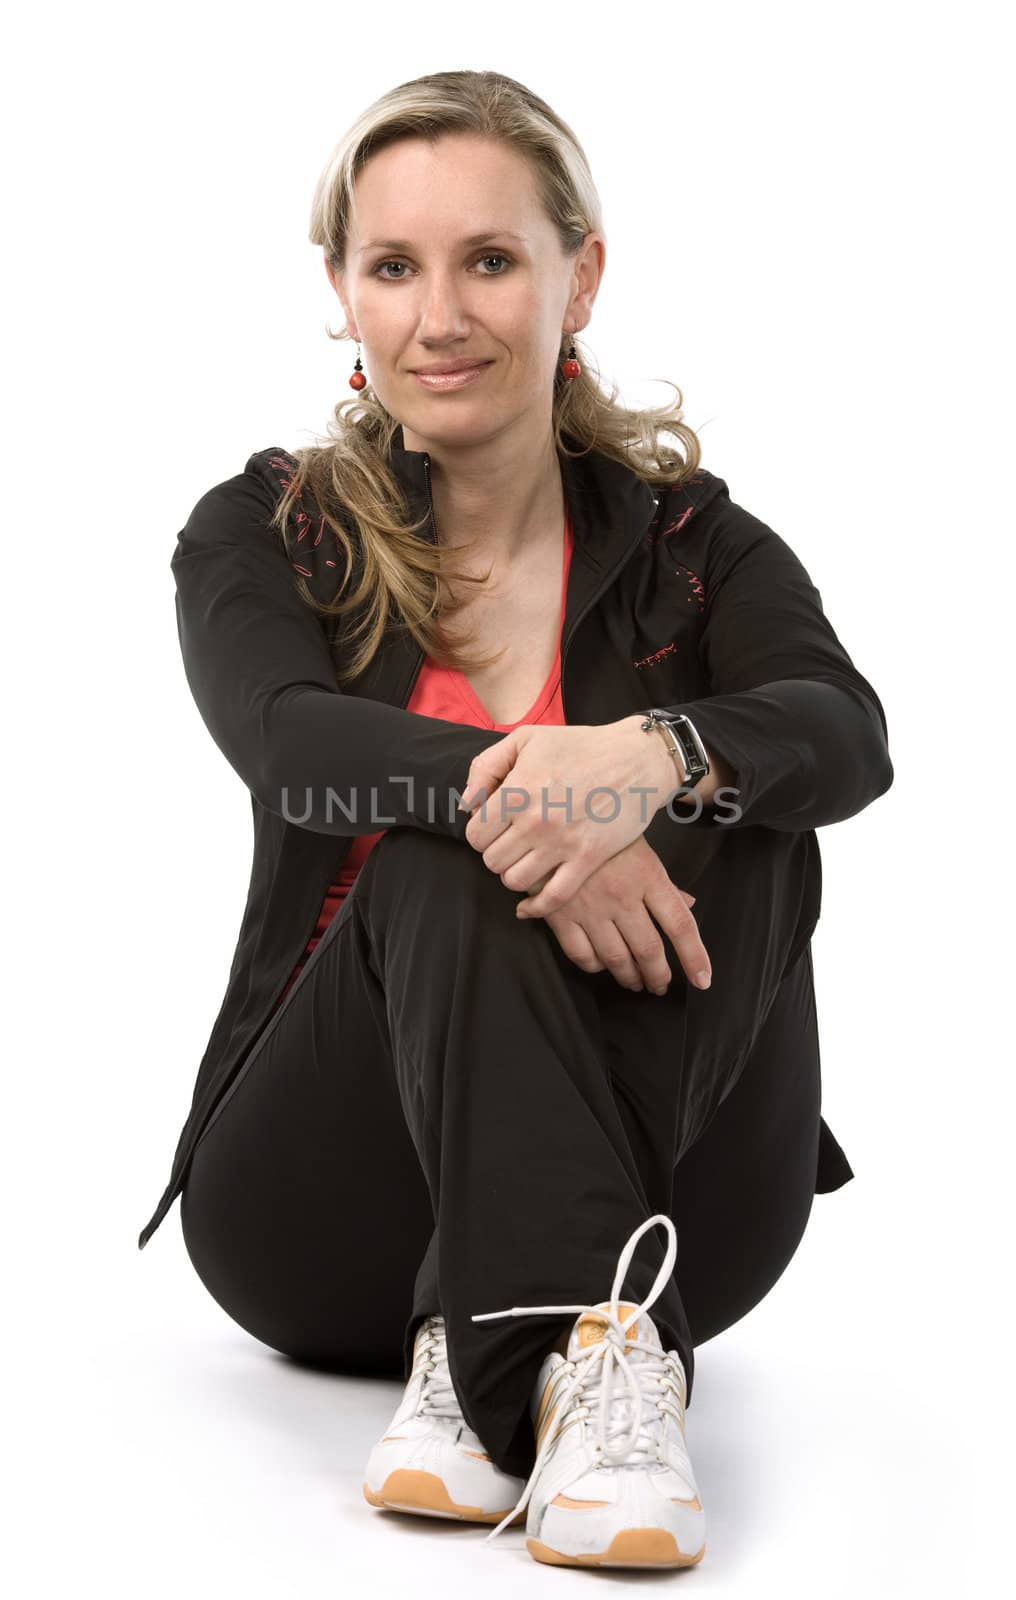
top-left (645, 712), bottom-right (709, 781)
top-left (673, 718), bottom-right (709, 778)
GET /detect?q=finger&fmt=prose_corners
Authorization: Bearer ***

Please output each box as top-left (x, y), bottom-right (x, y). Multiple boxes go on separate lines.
top-left (587, 922), bottom-right (645, 991)
top-left (522, 868), bottom-right (555, 895)
top-left (497, 852), bottom-right (547, 892)
top-left (611, 906), bottom-right (672, 994)
top-left (458, 732), bottom-right (519, 812)
top-left (516, 856), bottom-right (597, 918)
top-left (464, 804), bottom-right (513, 853)
top-left (544, 918), bottom-right (605, 975)
top-left (487, 837), bottom-right (547, 881)
top-left (466, 783), bottom-right (542, 854)
top-left (645, 882), bottom-right (712, 990)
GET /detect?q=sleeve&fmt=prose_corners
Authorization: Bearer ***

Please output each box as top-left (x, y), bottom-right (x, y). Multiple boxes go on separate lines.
top-left (169, 464), bottom-right (508, 839)
top-left (655, 495), bottom-right (894, 831)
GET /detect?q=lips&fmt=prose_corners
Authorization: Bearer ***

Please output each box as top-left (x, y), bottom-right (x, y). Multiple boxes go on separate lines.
top-left (412, 361), bottom-right (491, 375)
top-left (412, 361), bottom-right (493, 392)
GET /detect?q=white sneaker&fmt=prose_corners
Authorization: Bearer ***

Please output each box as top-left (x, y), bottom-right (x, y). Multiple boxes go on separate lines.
top-left (363, 1314), bottom-right (527, 1524)
top-left (471, 1214), bottom-right (707, 1568)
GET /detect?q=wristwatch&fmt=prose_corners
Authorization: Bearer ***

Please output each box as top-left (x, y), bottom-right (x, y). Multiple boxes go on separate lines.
top-left (640, 709), bottom-right (711, 788)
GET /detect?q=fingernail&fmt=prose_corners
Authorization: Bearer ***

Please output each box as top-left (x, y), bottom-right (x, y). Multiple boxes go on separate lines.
top-left (696, 969), bottom-right (711, 989)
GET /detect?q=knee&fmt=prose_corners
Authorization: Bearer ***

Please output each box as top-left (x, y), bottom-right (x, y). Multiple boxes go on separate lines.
top-left (369, 825), bottom-right (462, 869)
top-left (179, 1169), bottom-right (410, 1374)
top-left (358, 824), bottom-right (516, 904)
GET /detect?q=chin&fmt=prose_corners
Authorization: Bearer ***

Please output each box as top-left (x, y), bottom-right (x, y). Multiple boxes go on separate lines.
top-left (405, 411), bottom-right (505, 449)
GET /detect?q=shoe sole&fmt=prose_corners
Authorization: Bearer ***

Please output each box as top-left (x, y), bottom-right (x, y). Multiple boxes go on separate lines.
top-left (363, 1469), bottom-right (525, 1525)
top-left (528, 1528), bottom-right (706, 1568)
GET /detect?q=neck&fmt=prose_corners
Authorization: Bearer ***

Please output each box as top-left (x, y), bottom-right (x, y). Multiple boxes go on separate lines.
top-left (401, 420), bottom-right (565, 567)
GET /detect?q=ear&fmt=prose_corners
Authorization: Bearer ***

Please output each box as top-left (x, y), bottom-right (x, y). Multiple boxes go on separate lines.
top-left (568, 232), bottom-right (606, 328)
top-left (324, 254), bottom-right (357, 339)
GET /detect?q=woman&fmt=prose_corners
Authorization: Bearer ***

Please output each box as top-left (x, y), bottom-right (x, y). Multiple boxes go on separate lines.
top-left (139, 70), bottom-right (893, 1571)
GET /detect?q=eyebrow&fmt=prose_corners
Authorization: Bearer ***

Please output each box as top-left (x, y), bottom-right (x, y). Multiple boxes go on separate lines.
top-left (356, 230), bottom-right (529, 255)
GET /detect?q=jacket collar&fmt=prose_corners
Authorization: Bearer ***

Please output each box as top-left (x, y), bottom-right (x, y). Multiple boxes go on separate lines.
top-left (387, 421), bottom-right (660, 578)
top-left (347, 423), bottom-right (660, 703)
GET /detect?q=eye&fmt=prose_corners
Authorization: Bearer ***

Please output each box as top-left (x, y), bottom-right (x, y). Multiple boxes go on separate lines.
top-left (371, 252), bottom-right (514, 282)
top-left (475, 253), bottom-right (513, 275)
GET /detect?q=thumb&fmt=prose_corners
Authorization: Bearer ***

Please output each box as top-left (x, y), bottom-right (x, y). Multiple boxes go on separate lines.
top-left (459, 731), bottom-right (521, 811)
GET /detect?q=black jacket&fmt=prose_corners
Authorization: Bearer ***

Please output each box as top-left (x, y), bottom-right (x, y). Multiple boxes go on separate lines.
top-left (137, 426), bottom-right (893, 1249)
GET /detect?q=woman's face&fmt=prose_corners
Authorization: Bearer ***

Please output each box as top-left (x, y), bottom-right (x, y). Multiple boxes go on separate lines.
top-left (327, 133), bottom-right (603, 452)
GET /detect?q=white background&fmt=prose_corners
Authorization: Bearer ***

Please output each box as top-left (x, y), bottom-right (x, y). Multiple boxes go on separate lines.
top-left (3, 1), bottom-right (1011, 1595)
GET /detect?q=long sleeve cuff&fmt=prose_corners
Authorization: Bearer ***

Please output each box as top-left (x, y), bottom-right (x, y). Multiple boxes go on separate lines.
top-left (660, 678), bottom-right (894, 831)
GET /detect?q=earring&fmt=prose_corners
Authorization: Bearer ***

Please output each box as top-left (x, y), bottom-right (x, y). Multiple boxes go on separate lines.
top-left (560, 332), bottom-right (580, 381)
top-left (349, 340), bottom-right (367, 391)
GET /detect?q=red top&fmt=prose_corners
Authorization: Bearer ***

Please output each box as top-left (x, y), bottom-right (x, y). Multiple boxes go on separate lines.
top-left (272, 508), bottom-right (574, 1008)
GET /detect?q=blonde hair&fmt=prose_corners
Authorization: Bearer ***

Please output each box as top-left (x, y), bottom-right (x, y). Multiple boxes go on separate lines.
top-left (270, 68), bottom-right (702, 686)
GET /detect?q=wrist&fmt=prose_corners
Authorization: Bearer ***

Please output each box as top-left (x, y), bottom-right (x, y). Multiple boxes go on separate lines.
top-left (618, 713), bottom-right (686, 810)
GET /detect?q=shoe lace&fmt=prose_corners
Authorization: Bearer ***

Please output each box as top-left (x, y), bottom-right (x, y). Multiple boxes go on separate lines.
top-left (414, 1316), bottom-right (464, 1422)
top-left (469, 1212), bottom-right (686, 1544)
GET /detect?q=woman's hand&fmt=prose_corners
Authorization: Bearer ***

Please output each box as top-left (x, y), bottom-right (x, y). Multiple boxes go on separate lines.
top-left (515, 835), bottom-right (712, 994)
top-left (458, 720), bottom-right (675, 916)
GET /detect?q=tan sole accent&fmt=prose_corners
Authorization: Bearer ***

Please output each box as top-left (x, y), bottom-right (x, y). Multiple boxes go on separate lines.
top-left (363, 1469), bottom-right (524, 1526)
top-left (527, 1527), bottom-right (706, 1568)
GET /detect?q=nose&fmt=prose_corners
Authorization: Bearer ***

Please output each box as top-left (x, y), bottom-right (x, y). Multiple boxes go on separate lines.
top-left (414, 266), bottom-right (472, 343)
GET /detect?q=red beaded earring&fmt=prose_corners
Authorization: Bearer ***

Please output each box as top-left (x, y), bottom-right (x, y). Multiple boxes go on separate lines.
top-left (349, 340), bottom-right (367, 391)
top-left (560, 332), bottom-right (581, 381)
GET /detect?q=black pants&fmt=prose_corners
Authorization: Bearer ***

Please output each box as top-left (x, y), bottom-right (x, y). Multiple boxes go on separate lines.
top-left (180, 825), bottom-right (825, 1481)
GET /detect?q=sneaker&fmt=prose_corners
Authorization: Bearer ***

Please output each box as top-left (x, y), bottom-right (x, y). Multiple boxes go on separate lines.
top-left (362, 1314), bottom-right (527, 1524)
top-left (471, 1213), bottom-right (707, 1568)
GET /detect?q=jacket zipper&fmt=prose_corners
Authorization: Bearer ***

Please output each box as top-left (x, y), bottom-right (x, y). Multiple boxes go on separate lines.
top-left (559, 499), bottom-right (660, 688)
top-left (401, 455), bottom-right (434, 702)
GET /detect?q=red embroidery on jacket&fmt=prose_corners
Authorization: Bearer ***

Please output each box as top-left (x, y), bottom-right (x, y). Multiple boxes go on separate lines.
top-left (646, 502), bottom-right (695, 550)
top-left (633, 642), bottom-right (678, 670)
top-left (678, 564), bottom-right (706, 612)
top-left (664, 505), bottom-right (695, 539)
top-left (266, 452), bottom-right (331, 576)
top-left (632, 566), bottom-right (706, 666)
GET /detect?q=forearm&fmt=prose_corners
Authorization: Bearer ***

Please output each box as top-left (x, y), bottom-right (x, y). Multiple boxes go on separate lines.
top-left (651, 679), bottom-right (894, 830)
top-left (258, 691), bottom-right (509, 838)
